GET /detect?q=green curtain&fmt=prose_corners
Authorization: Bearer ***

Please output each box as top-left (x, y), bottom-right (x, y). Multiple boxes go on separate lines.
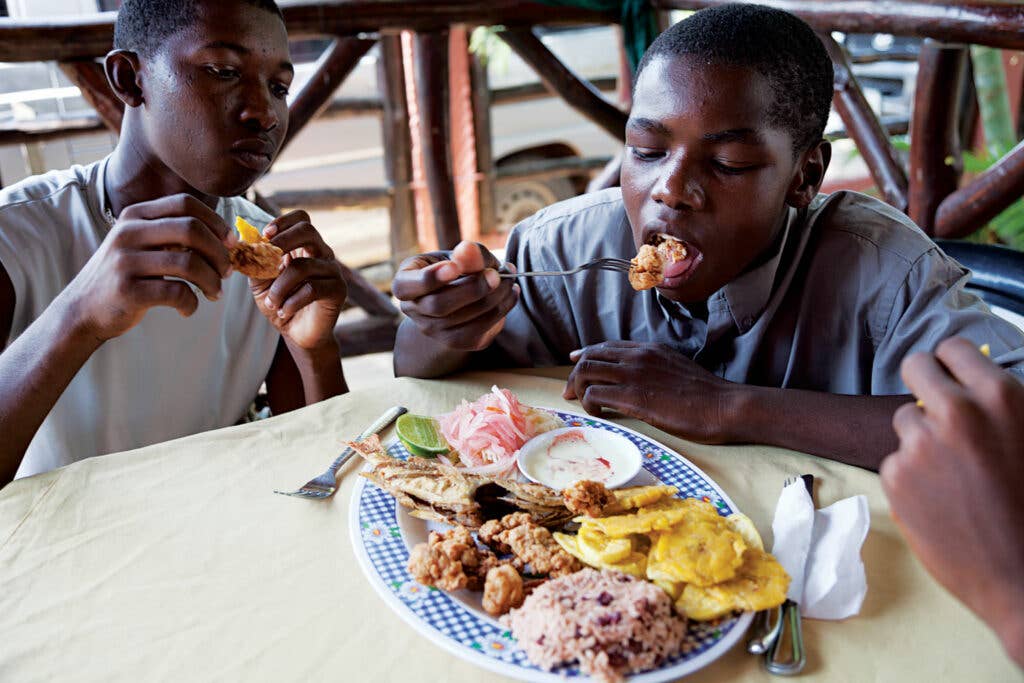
top-left (535, 0), bottom-right (658, 72)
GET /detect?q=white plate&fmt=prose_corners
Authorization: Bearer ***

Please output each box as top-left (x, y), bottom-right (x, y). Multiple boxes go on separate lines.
top-left (350, 408), bottom-right (753, 681)
top-left (517, 426), bottom-right (642, 489)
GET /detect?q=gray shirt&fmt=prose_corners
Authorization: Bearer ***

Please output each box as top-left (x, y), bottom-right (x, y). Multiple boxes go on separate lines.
top-left (488, 188), bottom-right (1024, 394)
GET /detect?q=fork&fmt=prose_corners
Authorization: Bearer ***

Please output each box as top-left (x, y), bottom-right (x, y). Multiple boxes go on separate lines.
top-left (497, 257), bottom-right (632, 279)
top-left (273, 405), bottom-right (407, 500)
top-left (764, 474), bottom-right (812, 676)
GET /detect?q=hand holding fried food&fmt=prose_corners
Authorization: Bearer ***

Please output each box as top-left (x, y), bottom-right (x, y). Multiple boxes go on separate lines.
top-left (230, 216), bottom-right (283, 279)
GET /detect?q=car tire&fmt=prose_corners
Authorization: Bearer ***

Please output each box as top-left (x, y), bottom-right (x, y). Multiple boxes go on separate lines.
top-left (493, 177), bottom-right (576, 232)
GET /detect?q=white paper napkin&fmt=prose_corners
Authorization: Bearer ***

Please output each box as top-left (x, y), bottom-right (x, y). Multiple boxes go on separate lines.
top-left (771, 479), bottom-right (870, 620)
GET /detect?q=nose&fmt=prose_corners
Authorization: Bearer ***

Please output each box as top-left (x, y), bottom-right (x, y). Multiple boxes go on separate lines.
top-left (239, 81), bottom-right (280, 133)
top-left (651, 153), bottom-right (705, 211)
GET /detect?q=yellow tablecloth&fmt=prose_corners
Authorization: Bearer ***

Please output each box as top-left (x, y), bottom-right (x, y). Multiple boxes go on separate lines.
top-left (0, 372), bottom-right (1018, 682)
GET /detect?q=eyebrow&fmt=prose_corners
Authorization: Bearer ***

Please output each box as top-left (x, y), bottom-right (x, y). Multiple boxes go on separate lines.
top-left (202, 40), bottom-right (295, 74)
top-left (703, 128), bottom-right (765, 145)
top-left (626, 117), bottom-right (671, 137)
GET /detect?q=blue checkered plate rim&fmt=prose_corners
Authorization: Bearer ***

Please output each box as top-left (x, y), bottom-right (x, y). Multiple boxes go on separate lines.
top-left (349, 408), bottom-right (753, 682)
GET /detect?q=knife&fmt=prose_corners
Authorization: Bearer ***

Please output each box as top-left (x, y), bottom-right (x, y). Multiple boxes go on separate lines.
top-left (765, 474), bottom-right (813, 675)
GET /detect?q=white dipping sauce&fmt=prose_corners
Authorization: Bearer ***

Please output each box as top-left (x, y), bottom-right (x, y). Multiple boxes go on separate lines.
top-left (518, 428), bottom-right (641, 490)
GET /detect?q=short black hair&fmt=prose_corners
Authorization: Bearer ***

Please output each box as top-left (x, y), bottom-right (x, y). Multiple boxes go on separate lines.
top-left (114, 0), bottom-right (284, 56)
top-left (635, 4), bottom-right (834, 154)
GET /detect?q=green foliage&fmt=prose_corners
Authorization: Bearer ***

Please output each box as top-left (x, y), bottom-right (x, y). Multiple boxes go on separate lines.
top-left (469, 26), bottom-right (512, 74)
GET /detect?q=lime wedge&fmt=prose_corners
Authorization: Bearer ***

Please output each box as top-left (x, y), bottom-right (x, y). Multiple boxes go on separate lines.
top-left (396, 414), bottom-right (450, 458)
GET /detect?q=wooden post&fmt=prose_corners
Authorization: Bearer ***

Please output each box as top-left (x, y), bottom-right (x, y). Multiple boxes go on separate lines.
top-left (908, 41), bottom-right (967, 234)
top-left (821, 33), bottom-right (909, 212)
top-left (378, 33), bottom-right (419, 266)
top-left (58, 59), bottom-right (123, 133)
top-left (282, 36), bottom-right (376, 150)
top-left (470, 49), bottom-right (497, 237)
top-left (935, 139), bottom-right (1024, 239)
top-left (500, 27), bottom-right (627, 142)
top-left (414, 29), bottom-right (462, 250)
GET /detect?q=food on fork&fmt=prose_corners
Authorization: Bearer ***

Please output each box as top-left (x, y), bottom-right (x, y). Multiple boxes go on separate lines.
top-left (351, 435), bottom-right (574, 529)
top-left (505, 568), bottom-right (687, 683)
top-left (628, 233), bottom-right (688, 291)
top-left (230, 216), bottom-right (283, 279)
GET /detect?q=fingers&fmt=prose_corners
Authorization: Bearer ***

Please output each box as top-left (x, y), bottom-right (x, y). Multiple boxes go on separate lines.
top-left (564, 357), bottom-right (623, 401)
top-left (450, 241), bottom-right (501, 272)
top-left (901, 350), bottom-right (962, 403)
top-left (405, 281), bottom-right (517, 331)
top-left (934, 337), bottom-right (1019, 411)
top-left (401, 270), bottom-right (506, 320)
top-left (414, 286), bottom-right (520, 351)
top-left (569, 341), bottom-right (644, 363)
top-left (115, 217), bottom-right (232, 278)
top-left (133, 279), bottom-right (199, 318)
top-left (260, 257), bottom-right (345, 314)
top-left (265, 211), bottom-right (333, 259)
top-left (393, 259), bottom-right (465, 301)
top-left (130, 250), bottom-right (224, 301)
top-left (120, 193), bottom-right (232, 243)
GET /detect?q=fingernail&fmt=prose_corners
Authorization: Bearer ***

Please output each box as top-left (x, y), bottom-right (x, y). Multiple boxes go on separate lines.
top-left (264, 295), bottom-right (274, 309)
top-left (505, 262), bottom-right (518, 274)
top-left (225, 266), bottom-right (234, 277)
top-left (484, 269), bottom-right (500, 289)
top-left (264, 224), bottom-right (277, 238)
top-left (512, 284), bottom-right (521, 296)
top-left (226, 232), bottom-right (239, 247)
top-left (277, 309), bottom-right (286, 318)
top-left (569, 349), bottom-right (582, 361)
top-left (438, 262), bottom-right (460, 282)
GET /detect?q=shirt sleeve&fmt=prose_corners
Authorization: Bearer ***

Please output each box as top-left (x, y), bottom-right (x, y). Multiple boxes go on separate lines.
top-left (872, 248), bottom-right (1024, 393)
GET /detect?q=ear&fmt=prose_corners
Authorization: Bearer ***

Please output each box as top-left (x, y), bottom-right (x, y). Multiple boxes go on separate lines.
top-left (785, 140), bottom-right (831, 209)
top-left (104, 49), bottom-right (144, 108)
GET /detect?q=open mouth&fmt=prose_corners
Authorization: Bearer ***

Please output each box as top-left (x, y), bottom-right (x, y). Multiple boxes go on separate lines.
top-left (647, 232), bottom-right (700, 289)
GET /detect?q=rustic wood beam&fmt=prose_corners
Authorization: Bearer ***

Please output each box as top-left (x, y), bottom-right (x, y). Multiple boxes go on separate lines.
top-left (0, 3), bottom-right (612, 63)
top-left (0, 116), bottom-right (107, 146)
top-left (821, 33), bottom-right (908, 212)
top-left (378, 34), bottom-right (418, 264)
top-left (934, 139), bottom-right (1024, 239)
top-left (414, 30), bottom-right (462, 250)
top-left (496, 155), bottom-right (613, 184)
top-left (908, 41), bottom-right (967, 235)
top-left (652, 1), bottom-right (1024, 51)
top-left (470, 52), bottom-right (497, 235)
top-left (283, 37), bottom-right (376, 150)
top-left (58, 59), bottom-right (124, 134)
top-left (500, 27), bottom-right (627, 142)
top-left (264, 187), bottom-right (390, 209)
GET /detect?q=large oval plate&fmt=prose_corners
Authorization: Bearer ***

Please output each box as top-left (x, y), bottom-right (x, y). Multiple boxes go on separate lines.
top-left (350, 409), bottom-right (753, 681)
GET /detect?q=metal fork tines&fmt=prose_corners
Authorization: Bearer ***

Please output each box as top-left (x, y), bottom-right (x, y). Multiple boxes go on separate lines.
top-left (274, 406), bottom-right (407, 500)
top-left (497, 257), bottom-right (631, 279)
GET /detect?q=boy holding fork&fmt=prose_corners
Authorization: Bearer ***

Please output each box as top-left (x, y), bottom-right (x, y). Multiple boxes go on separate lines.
top-left (392, 4), bottom-right (1024, 470)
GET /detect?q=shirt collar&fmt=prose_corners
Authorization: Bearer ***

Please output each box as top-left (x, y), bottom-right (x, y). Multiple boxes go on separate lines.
top-left (720, 206), bottom-right (797, 334)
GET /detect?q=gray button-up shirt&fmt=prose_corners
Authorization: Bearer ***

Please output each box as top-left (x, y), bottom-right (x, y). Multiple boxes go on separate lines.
top-left (486, 188), bottom-right (1024, 395)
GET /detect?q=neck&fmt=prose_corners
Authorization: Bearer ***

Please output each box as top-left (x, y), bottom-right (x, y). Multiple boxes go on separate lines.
top-left (104, 114), bottom-right (218, 217)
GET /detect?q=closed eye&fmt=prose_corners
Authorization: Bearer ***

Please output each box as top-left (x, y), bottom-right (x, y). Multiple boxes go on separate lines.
top-left (628, 146), bottom-right (666, 162)
top-left (712, 160), bottom-right (756, 175)
top-left (205, 65), bottom-right (240, 80)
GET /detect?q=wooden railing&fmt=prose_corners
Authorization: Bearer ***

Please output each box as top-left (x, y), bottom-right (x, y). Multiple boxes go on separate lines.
top-left (0, 0), bottom-right (1022, 355)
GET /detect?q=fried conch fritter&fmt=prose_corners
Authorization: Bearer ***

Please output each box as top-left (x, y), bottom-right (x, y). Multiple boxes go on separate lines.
top-left (628, 233), bottom-right (688, 290)
top-left (230, 216), bottom-right (283, 279)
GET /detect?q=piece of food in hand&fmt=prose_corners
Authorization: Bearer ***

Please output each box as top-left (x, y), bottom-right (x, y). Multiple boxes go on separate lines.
top-left (407, 525), bottom-right (500, 592)
top-left (482, 564), bottom-right (525, 616)
top-left (396, 413), bottom-right (451, 458)
top-left (563, 479), bottom-right (614, 517)
top-left (505, 568), bottom-right (687, 683)
top-left (230, 216), bottom-right (283, 279)
top-left (436, 386), bottom-right (565, 477)
top-left (674, 548), bottom-right (789, 620)
top-left (628, 233), bottom-right (688, 291)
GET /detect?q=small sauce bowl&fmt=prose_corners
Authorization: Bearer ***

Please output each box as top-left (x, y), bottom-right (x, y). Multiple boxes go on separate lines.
top-left (516, 427), bottom-right (642, 490)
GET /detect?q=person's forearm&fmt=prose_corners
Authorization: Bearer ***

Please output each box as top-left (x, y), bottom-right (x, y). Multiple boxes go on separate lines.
top-left (286, 338), bottom-right (347, 405)
top-left (0, 294), bottom-right (102, 485)
top-left (727, 386), bottom-right (908, 470)
top-left (393, 319), bottom-right (475, 379)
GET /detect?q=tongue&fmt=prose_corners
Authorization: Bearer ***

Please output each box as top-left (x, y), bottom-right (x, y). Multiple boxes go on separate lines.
top-left (663, 258), bottom-right (691, 279)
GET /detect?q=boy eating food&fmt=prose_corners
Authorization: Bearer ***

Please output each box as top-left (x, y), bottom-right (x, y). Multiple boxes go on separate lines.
top-left (0, 0), bottom-right (348, 485)
top-left (393, 4), bottom-right (1024, 470)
